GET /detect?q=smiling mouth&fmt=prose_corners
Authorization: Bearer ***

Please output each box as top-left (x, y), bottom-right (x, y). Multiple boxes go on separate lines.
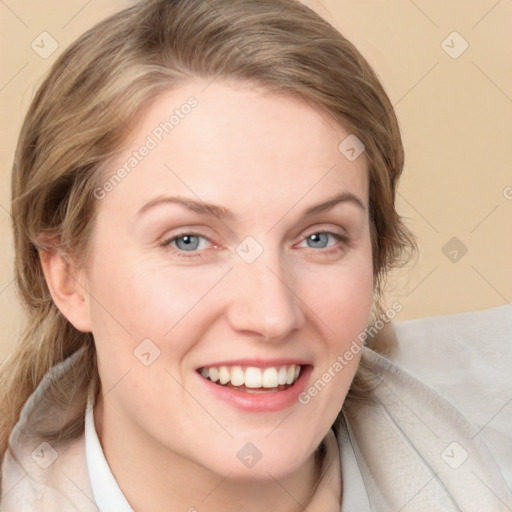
top-left (198, 364), bottom-right (303, 394)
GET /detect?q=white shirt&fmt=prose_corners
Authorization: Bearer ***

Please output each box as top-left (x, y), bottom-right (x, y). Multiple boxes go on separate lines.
top-left (84, 397), bottom-right (133, 511)
top-left (83, 394), bottom-right (361, 511)
top-left (3, 306), bottom-right (511, 511)
top-left (81, 306), bottom-right (512, 510)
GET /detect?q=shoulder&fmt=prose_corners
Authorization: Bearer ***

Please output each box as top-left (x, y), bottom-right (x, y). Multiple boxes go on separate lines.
top-left (337, 307), bottom-right (512, 509)
top-left (1, 432), bottom-right (95, 511)
top-left (390, 306), bottom-right (512, 437)
top-left (390, 306), bottom-right (512, 489)
top-left (0, 347), bottom-right (96, 511)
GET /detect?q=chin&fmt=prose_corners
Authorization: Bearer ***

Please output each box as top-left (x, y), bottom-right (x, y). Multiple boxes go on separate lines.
top-left (188, 438), bottom-right (312, 482)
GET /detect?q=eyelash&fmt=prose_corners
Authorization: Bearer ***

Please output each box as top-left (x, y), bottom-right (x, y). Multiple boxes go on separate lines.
top-left (161, 230), bottom-right (349, 259)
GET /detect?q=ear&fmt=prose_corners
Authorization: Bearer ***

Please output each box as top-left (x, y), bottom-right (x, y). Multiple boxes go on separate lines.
top-left (39, 248), bottom-right (92, 333)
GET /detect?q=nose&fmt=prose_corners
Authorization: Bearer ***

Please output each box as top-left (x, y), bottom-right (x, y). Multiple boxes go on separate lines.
top-left (226, 253), bottom-right (306, 341)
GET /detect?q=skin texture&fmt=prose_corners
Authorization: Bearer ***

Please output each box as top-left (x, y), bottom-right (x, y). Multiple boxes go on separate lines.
top-left (42, 81), bottom-right (374, 511)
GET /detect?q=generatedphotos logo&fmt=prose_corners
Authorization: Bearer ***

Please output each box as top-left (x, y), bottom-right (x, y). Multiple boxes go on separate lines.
top-left (94, 97), bottom-right (199, 200)
top-left (298, 301), bottom-right (403, 405)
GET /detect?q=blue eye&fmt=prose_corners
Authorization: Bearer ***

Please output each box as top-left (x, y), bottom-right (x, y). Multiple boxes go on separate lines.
top-left (165, 233), bottom-right (211, 254)
top-left (162, 230), bottom-right (347, 259)
top-left (306, 232), bottom-right (330, 249)
top-left (300, 232), bottom-right (344, 250)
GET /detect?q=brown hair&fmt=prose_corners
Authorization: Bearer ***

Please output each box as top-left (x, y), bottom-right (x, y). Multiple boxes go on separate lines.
top-left (0, 0), bottom-right (414, 455)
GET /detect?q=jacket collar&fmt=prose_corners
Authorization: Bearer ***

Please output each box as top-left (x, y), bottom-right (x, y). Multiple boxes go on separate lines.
top-left (340, 348), bottom-right (512, 511)
top-left (1, 345), bottom-right (98, 511)
top-left (2, 346), bottom-right (511, 511)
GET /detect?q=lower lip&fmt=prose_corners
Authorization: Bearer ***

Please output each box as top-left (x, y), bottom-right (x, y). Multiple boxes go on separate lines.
top-left (197, 366), bottom-right (313, 413)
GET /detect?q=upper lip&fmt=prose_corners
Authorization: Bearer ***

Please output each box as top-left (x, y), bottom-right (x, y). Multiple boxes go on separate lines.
top-left (196, 358), bottom-right (311, 370)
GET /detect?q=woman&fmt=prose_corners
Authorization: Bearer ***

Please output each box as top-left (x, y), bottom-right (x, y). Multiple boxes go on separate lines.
top-left (0, 0), bottom-right (510, 510)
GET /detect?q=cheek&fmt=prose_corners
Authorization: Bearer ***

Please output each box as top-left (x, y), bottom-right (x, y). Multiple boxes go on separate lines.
top-left (86, 252), bottom-right (230, 348)
top-left (299, 246), bottom-right (373, 381)
top-left (294, 259), bottom-right (373, 448)
top-left (120, 265), bottom-right (231, 333)
top-left (303, 251), bottom-right (374, 339)
top-left (323, 267), bottom-right (373, 316)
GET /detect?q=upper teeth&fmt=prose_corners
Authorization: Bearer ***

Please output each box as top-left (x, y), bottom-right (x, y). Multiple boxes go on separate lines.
top-left (200, 364), bottom-right (301, 388)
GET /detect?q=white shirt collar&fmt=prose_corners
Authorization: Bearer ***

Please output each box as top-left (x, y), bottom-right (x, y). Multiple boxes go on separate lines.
top-left (83, 391), bottom-right (367, 511)
top-left (84, 395), bottom-right (133, 512)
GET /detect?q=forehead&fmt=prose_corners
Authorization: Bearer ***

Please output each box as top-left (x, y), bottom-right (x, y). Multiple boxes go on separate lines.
top-left (98, 80), bottom-right (368, 217)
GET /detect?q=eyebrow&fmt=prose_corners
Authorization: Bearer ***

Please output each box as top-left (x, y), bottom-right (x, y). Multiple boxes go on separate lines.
top-left (136, 191), bottom-right (366, 221)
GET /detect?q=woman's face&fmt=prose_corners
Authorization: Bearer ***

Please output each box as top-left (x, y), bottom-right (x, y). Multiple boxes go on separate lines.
top-left (84, 81), bottom-right (373, 480)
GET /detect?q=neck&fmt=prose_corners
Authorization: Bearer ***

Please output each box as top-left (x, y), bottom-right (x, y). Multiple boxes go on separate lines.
top-left (94, 400), bottom-right (329, 512)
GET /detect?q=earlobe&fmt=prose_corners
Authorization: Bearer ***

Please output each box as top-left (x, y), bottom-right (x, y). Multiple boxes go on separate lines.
top-left (39, 249), bottom-right (92, 333)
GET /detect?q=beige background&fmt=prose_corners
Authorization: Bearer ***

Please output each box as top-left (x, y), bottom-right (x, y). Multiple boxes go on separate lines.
top-left (1, 0), bottom-right (511, 357)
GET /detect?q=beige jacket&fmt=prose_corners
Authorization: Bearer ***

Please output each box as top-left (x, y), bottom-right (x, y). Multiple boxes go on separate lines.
top-left (2, 306), bottom-right (511, 511)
